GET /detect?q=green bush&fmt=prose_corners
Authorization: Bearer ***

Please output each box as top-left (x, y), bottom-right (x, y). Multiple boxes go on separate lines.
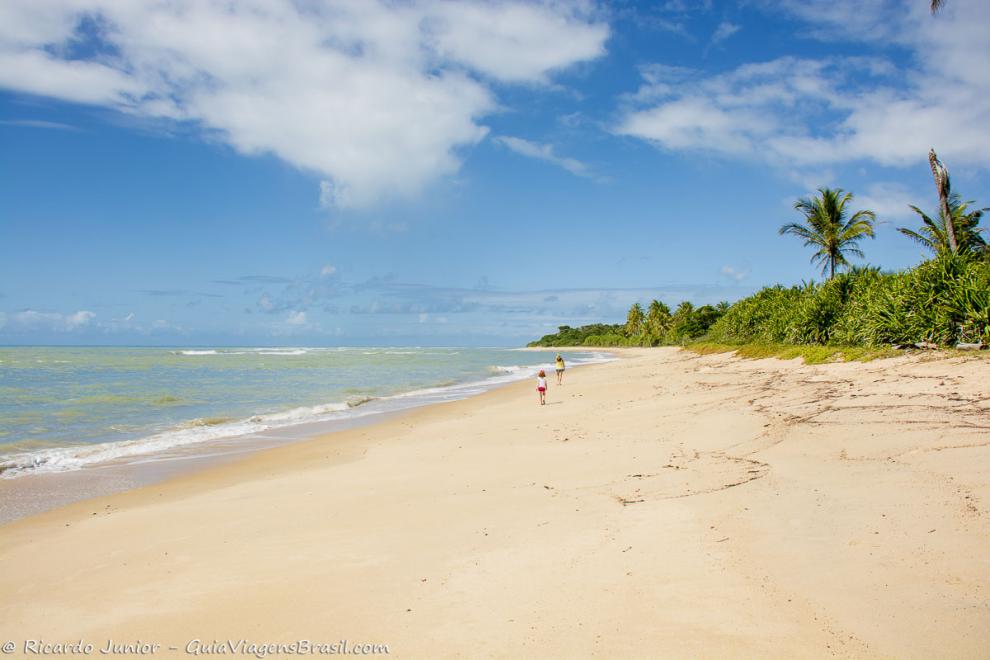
top-left (706, 286), bottom-right (803, 344)
top-left (788, 268), bottom-right (880, 344)
top-left (529, 255), bottom-right (989, 349)
top-left (530, 300), bottom-right (729, 348)
top-left (708, 255), bottom-right (990, 347)
top-left (528, 323), bottom-right (625, 347)
top-left (581, 333), bottom-right (632, 347)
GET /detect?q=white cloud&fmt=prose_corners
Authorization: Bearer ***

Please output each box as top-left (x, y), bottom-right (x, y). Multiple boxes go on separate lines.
top-left (65, 310), bottom-right (95, 329)
top-left (617, 0), bottom-right (990, 176)
top-left (8, 309), bottom-right (95, 332)
top-left (0, 118), bottom-right (77, 130)
top-left (710, 21), bottom-right (740, 46)
top-left (148, 319), bottom-right (190, 337)
top-left (720, 265), bottom-right (750, 282)
top-left (0, 308), bottom-right (195, 337)
top-left (493, 135), bottom-right (592, 178)
top-left (318, 181), bottom-right (340, 210)
top-left (759, 0), bottom-right (906, 43)
top-left (286, 311), bottom-right (307, 326)
top-left (0, 1), bottom-right (608, 209)
top-left (857, 182), bottom-right (923, 222)
top-left (427, 2), bottom-right (608, 84)
top-left (320, 264), bottom-right (338, 278)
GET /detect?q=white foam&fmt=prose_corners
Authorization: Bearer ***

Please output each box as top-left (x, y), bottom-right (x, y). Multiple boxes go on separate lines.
top-left (0, 400), bottom-right (356, 477)
top-left (258, 401), bottom-right (351, 423)
top-left (0, 419), bottom-right (264, 476)
top-left (489, 365), bottom-right (523, 374)
top-left (0, 351), bottom-right (615, 479)
top-left (174, 347), bottom-right (318, 357)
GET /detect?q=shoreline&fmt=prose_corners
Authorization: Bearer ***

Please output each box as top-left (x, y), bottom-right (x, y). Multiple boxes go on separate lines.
top-left (1, 347), bottom-right (987, 657)
top-left (0, 350), bottom-right (617, 524)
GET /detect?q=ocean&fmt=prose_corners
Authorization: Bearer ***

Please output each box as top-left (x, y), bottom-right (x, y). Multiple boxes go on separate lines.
top-left (0, 346), bottom-right (607, 479)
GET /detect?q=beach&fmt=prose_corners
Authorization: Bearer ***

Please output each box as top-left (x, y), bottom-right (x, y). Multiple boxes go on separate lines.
top-left (0, 347), bottom-right (607, 522)
top-left (1, 347), bottom-right (988, 658)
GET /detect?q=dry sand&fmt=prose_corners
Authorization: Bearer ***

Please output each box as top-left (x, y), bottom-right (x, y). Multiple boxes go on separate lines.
top-left (1, 348), bottom-right (988, 658)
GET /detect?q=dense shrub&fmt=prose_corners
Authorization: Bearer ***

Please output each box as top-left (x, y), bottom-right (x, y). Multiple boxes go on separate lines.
top-left (528, 324), bottom-right (625, 347)
top-left (706, 286), bottom-right (803, 344)
top-left (581, 333), bottom-right (639, 347)
top-left (530, 256), bottom-right (989, 350)
top-left (665, 303), bottom-right (725, 344)
top-left (708, 255), bottom-right (990, 347)
top-left (841, 255), bottom-right (990, 345)
top-left (529, 301), bottom-right (729, 347)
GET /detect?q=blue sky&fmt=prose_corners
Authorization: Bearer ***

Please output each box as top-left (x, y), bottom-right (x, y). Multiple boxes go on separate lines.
top-left (2, 0), bottom-right (988, 346)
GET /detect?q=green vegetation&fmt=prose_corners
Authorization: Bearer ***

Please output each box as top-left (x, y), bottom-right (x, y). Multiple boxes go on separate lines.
top-left (707, 254), bottom-right (990, 347)
top-left (529, 323), bottom-right (625, 348)
top-left (528, 301), bottom-right (730, 348)
top-left (898, 194), bottom-right (987, 256)
top-left (529, 151), bottom-right (989, 356)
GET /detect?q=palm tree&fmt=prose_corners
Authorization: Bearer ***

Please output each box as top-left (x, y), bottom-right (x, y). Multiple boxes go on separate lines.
top-left (928, 150), bottom-right (958, 253)
top-left (645, 299), bottom-right (671, 343)
top-left (898, 194), bottom-right (988, 255)
top-left (625, 303), bottom-right (645, 337)
top-left (779, 188), bottom-right (876, 279)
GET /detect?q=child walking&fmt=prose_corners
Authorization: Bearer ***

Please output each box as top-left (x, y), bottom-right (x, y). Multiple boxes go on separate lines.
top-left (536, 370), bottom-right (547, 405)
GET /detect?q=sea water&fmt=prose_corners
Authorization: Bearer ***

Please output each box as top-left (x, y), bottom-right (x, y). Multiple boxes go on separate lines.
top-left (0, 346), bottom-right (607, 478)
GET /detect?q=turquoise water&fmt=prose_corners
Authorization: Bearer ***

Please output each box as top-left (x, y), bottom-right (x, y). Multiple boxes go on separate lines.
top-left (0, 346), bottom-right (602, 476)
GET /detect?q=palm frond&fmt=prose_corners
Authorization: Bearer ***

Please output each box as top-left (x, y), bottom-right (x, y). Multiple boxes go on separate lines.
top-left (901, 192), bottom-right (988, 256)
top-left (779, 222), bottom-right (814, 239)
top-left (844, 247), bottom-right (866, 259)
top-left (897, 227), bottom-right (936, 251)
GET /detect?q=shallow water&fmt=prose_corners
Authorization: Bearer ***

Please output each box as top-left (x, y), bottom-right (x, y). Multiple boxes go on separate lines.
top-left (0, 346), bottom-right (604, 477)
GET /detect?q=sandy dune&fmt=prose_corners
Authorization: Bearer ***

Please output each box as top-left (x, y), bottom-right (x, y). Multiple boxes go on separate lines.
top-left (1, 348), bottom-right (987, 658)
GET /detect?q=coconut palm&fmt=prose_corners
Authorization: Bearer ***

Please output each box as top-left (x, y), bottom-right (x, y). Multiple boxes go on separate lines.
top-left (928, 150), bottom-right (958, 253)
top-left (625, 303), bottom-right (645, 337)
top-left (644, 299), bottom-right (672, 345)
top-left (898, 194), bottom-right (988, 256)
top-left (645, 299), bottom-right (671, 340)
top-left (779, 188), bottom-right (876, 279)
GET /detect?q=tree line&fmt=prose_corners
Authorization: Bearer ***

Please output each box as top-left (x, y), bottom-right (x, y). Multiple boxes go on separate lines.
top-left (530, 150), bottom-right (989, 349)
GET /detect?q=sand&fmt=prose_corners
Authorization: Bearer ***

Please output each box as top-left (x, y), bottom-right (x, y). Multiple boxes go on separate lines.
top-left (1, 348), bottom-right (988, 658)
